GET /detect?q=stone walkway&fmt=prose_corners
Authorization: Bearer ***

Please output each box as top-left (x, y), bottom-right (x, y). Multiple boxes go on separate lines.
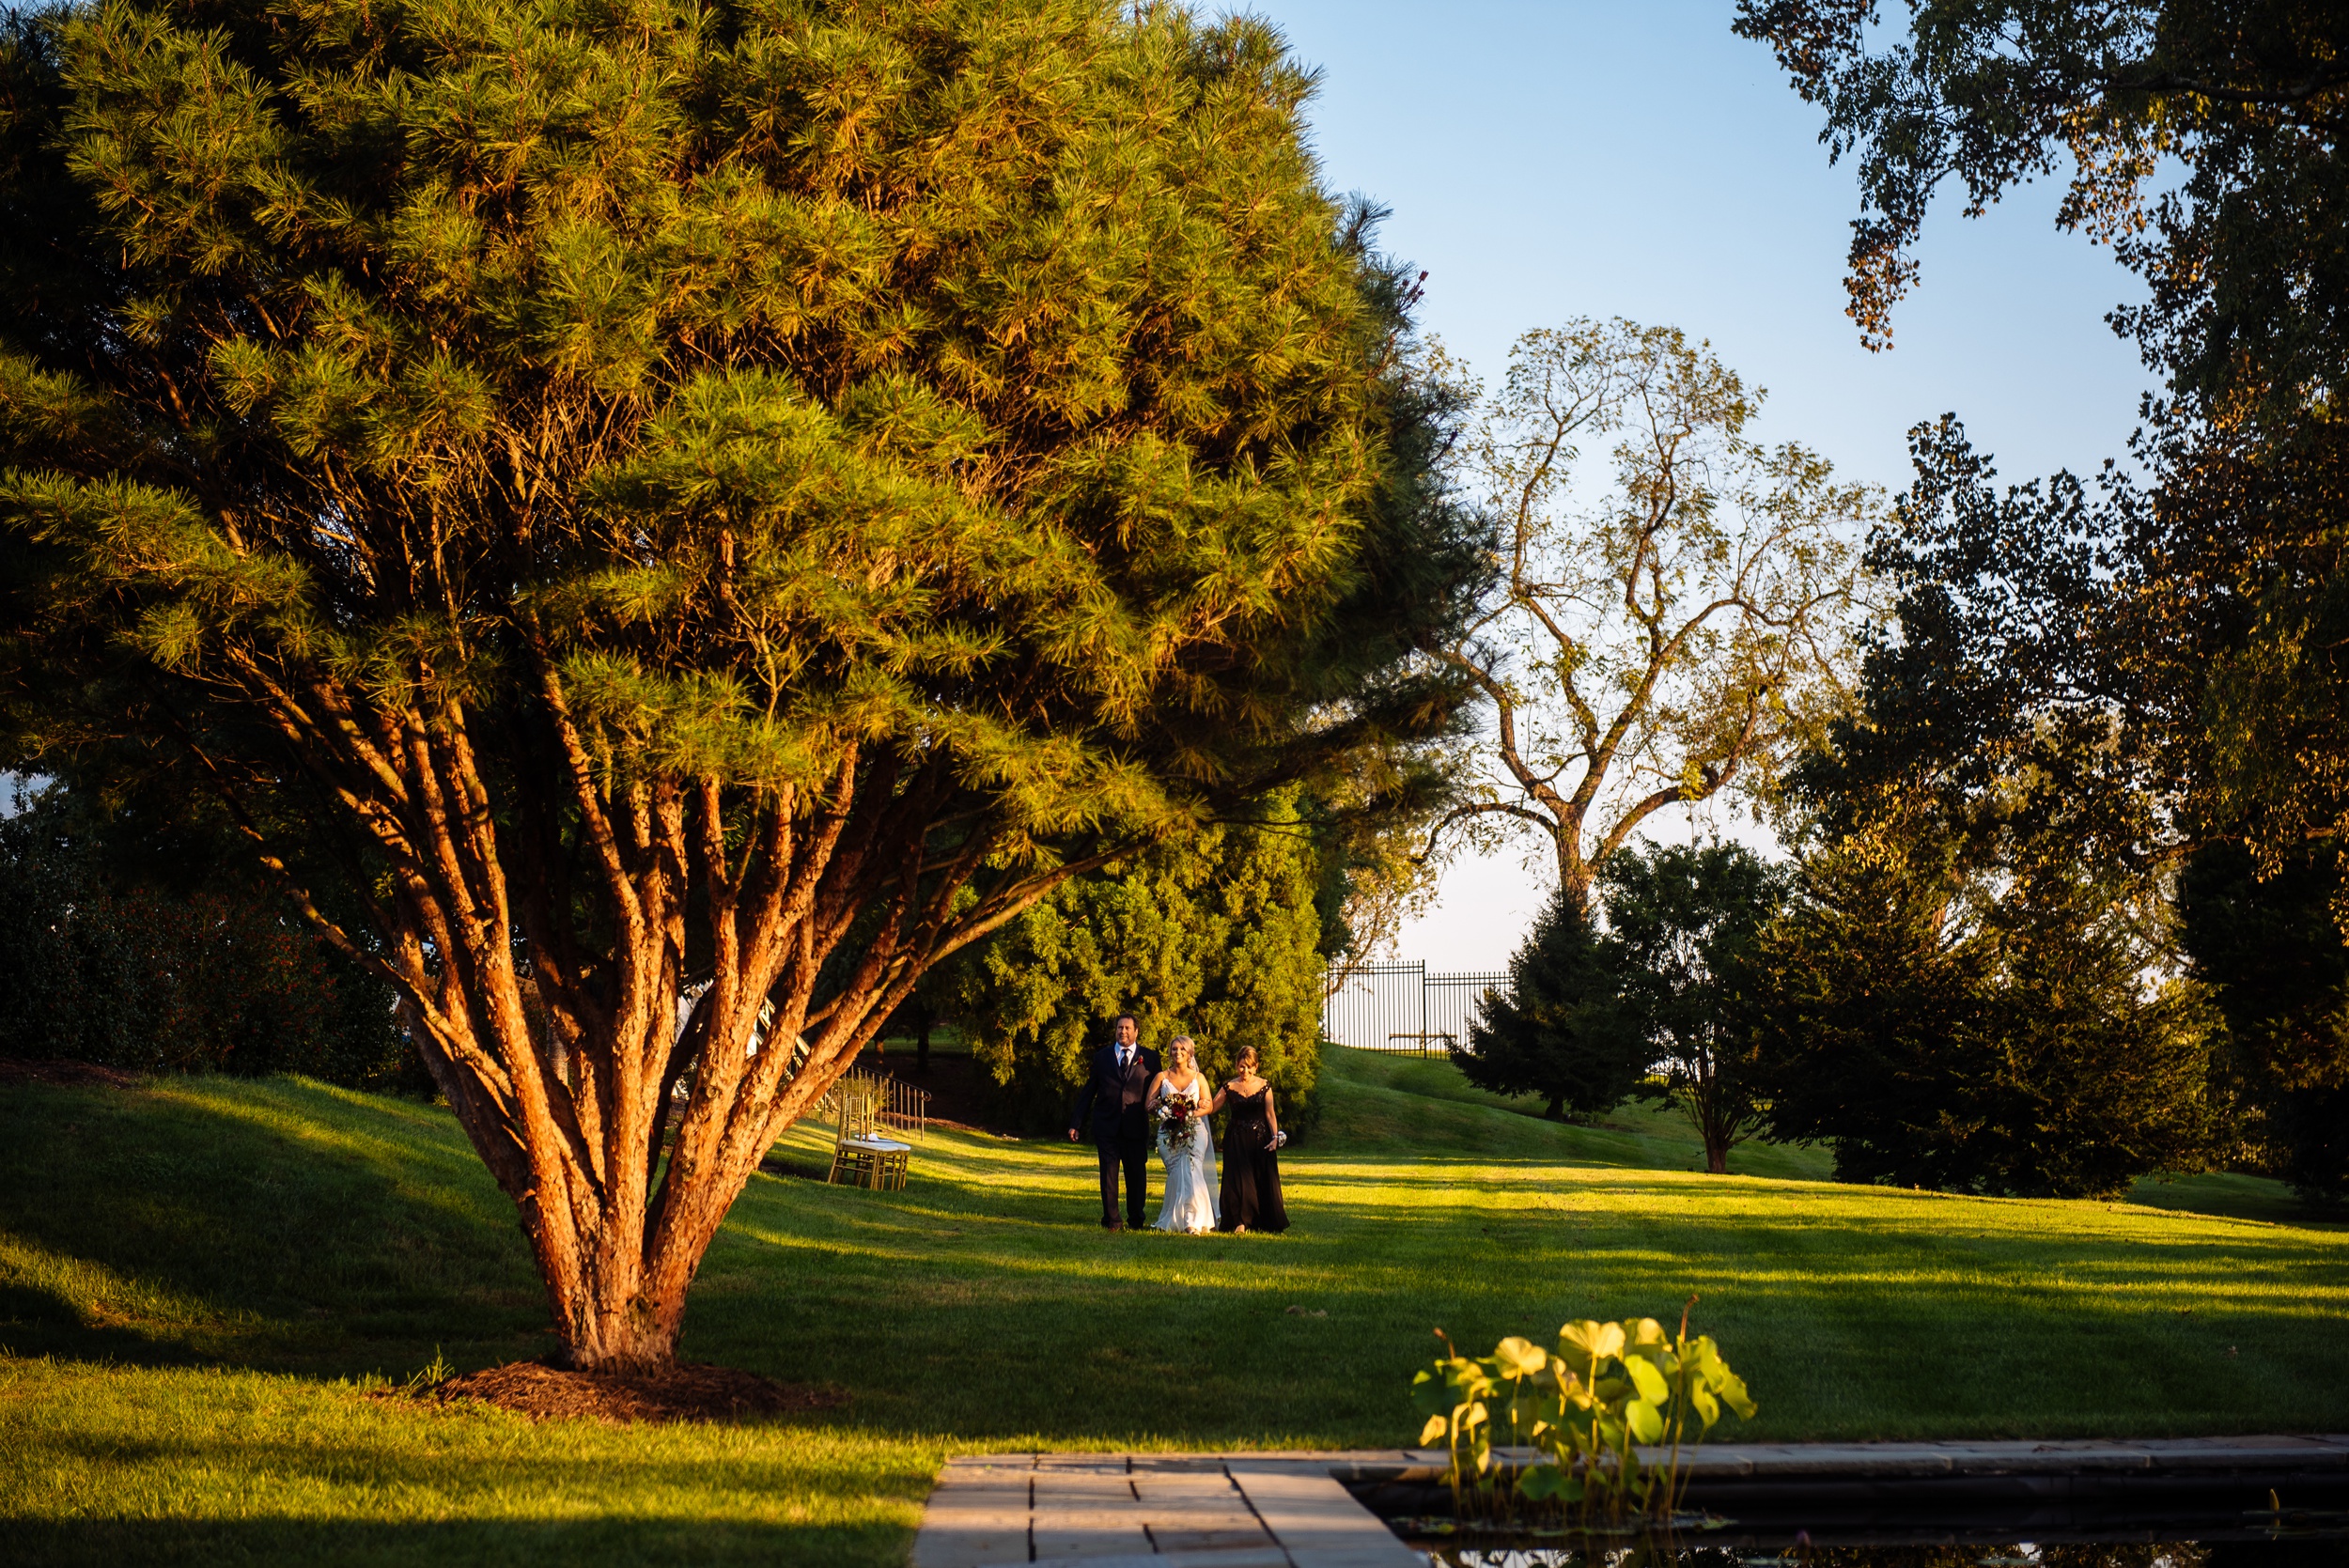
top-left (910, 1452), bottom-right (1426, 1568)
top-left (909, 1437), bottom-right (2349, 1567)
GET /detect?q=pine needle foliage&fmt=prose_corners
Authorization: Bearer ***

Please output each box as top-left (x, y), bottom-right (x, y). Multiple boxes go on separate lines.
top-left (2179, 841), bottom-right (2349, 1202)
top-left (949, 786), bottom-right (1328, 1134)
top-left (0, 0), bottom-right (1477, 1369)
top-left (1455, 886), bottom-right (1645, 1123)
top-left (1751, 784), bottom-right (2218, 1200)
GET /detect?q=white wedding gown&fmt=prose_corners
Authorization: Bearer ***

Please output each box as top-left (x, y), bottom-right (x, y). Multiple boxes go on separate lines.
top-left (1152, 1078), bottom-right (1220, 1234)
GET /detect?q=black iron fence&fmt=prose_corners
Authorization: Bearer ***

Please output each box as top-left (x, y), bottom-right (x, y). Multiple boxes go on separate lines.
top-left (1321, 961), bottom-right (1510, 1055)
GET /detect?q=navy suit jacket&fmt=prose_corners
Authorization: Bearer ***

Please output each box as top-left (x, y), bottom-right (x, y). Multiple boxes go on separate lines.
top-left (1070, 1043), bottom-right (1160, 1144)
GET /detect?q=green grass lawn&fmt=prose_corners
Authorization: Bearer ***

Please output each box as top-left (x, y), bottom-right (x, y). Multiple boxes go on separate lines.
top-left (4, 1046), bottom-right (2345, 1565)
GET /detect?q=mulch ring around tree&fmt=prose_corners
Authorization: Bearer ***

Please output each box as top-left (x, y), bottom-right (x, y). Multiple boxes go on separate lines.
top-left (0, 1059), bottom-right (138, 1089)
top-left (407, 1359), bottom-right (846, 1424)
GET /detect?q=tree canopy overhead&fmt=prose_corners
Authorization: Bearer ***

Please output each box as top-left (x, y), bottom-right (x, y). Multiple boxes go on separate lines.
top-left (1734, 0), bottom-right (2349, 383)
top-left (0, 0), bottom-right (1480, 1369)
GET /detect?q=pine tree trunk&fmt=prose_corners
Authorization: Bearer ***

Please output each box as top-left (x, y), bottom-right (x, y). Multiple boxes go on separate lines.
top-left (383, 741), bottom-right (1019, 1377)
top-left (552, 1265), bottom-right (685, 1374)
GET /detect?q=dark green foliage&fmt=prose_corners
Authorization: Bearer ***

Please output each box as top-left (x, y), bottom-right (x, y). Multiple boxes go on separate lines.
top-left (948, 790), bottom-right (1324, 1133)
top-left (1742, 0), bottom-right (2349, 1061)
top-left (1746, 805), bottom-right (1986, 1188)
top-left (1735, 412), bottom-right (2221, 1199)
top-left (1602, 841), bottom-right (1784, 1174)
top-left (1752, 789), bottom-right (2217, 1199)
top-left (1819, 419), bottom-right (2169, 876)
top-left (1750, 423), bottom-right (2223, 1200)
top-left (1455, 887), bottom-right (1643, 1122)
top-left (0, 786), bottom-right (407, 1085)
top-left (2179, 841), bottom-right (2349, 1201)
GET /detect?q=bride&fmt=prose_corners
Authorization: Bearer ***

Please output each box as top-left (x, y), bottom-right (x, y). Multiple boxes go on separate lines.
top-left (1146, 1036), bottom-right (1219, 1234)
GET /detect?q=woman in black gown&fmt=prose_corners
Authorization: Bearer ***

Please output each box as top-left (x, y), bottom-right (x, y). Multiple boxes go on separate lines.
top-left (1209, 1046), bottom-right (1287, 1233)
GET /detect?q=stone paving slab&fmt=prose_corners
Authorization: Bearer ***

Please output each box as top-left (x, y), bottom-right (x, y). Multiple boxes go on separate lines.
top-left (913, 1454), bottom-right (1421, 1568)
top-left (912, 1438), bottom-right (2349, 1567)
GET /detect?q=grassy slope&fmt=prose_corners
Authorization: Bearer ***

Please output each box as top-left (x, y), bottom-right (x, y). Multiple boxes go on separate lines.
top-left (3, 1048), bottom-right (2345, 1565)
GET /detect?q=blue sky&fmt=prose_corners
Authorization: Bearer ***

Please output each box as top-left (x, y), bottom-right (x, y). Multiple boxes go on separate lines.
top-left (1245, 0), bottom-right (2158, 968)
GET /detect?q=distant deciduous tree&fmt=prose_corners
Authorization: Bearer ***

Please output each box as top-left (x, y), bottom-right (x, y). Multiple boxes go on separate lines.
top-left (0, 0), bottom-right (1477, 1370)
top-left (1601, 840), bottom-right (1784, 1175)
top-left (1428, 320), bottom-right (1873, 913)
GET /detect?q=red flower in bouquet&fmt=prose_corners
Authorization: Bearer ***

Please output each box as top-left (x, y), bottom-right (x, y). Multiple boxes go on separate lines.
top-left (1157, 1091), bottom-right (1198, 1141)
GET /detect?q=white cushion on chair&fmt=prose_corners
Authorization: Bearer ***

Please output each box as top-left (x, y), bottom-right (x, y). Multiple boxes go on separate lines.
top-left (845, 1137), bottom-right (910, 1155)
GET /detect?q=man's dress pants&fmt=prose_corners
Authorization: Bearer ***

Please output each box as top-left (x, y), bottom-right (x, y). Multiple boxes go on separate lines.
top-left (1096, 1122), bottom-right (1147, 1228)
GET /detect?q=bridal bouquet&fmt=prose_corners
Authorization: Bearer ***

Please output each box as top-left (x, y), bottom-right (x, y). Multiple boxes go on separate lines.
top-left (1156, 1091), bottom-right (1199, 1142)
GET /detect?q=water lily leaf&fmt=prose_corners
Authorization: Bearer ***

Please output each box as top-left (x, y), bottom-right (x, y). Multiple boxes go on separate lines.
top-left (1626, 1398), bottom-right (1664, 1444)
top-left (1419, 1413), bottom-right (1450, 1445)
top-left (1492, 1336), bottom-right (1547, 1376)
top-left (1558, 1319), bottom-right (1624, 1361)
top-left (1411, 1377), bottom-right (1461, 1417)
top-left (1626, 1356), bottom-right (1670, 1404)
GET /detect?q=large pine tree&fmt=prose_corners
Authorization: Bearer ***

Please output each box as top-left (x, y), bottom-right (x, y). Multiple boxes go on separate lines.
top-left (0, 0), bottom-right (1478, 1370)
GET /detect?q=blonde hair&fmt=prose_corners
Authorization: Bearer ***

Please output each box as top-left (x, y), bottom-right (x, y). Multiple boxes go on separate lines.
top-left (1168, 1036), bottom-right (1197, 1068)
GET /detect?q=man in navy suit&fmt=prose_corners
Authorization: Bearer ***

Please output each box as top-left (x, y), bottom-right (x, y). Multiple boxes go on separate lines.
top-left (1066, 1013), bottom-right (1159, 1231)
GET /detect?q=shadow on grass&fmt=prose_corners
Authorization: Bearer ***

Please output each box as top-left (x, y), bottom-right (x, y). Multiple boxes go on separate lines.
top-left (0, 1280), bottom-right (203, 1365)
top-left (8, 1073), bottom-right (2348, 1449)
top-left (4, 1517), bottom-right (902, 1568)
top-left (2126, 1171), bottom-right (2349, 1231)
top-left (0, 1079), bottom-right (548, 1374)
top-left (685, 1127), bottom-right (2349, 1446)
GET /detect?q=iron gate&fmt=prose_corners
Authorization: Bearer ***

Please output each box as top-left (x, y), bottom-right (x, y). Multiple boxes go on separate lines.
top-left (1321, 961), bottom-right (1509, 1054)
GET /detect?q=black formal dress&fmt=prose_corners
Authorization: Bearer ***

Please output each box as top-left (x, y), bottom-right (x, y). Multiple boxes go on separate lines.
top-left (1217, 1085), bottom-right (1287, 1233)
top-left (1070, 1042), bottom-right (1160, 1228)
